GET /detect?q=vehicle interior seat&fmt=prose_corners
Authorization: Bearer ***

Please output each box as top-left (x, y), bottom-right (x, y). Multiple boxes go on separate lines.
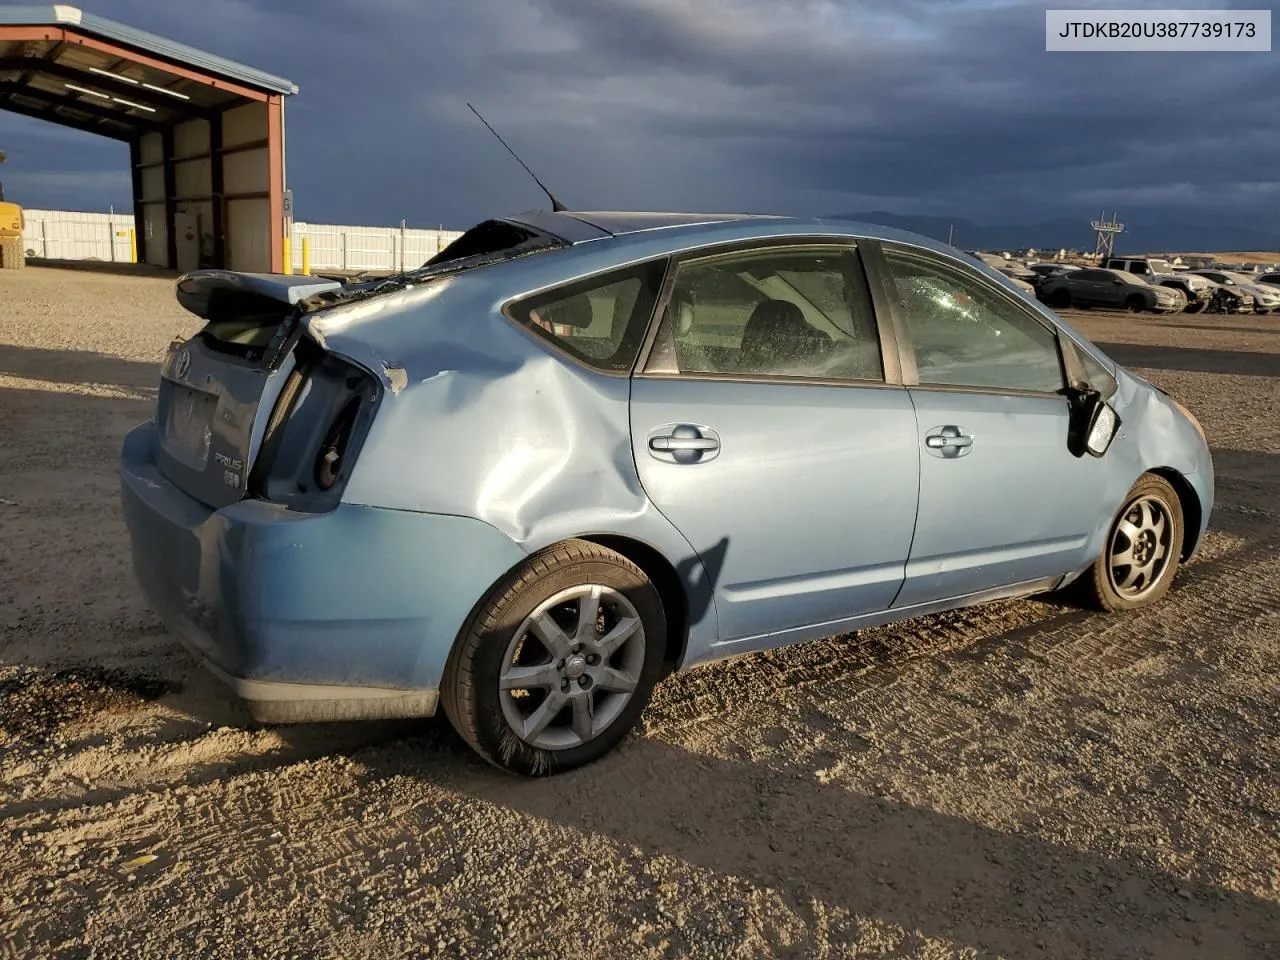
top-left (737, 299), bottom-right (832, 373)
top-left (542, 293), bottom-right (595, 332)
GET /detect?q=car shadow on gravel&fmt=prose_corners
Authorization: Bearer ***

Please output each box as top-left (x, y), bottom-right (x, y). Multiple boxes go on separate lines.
top-left (21, 258), bottom-right (181, 279)
top-left (412, 733), bottom-right (1279, 960)
top-left (0, 343), bottom-right (165, 394)
top-left (1093, 341), bottom-right (1279, 377)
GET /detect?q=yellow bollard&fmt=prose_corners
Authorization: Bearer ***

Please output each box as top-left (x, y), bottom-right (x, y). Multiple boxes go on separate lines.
top-left (283, 235), bottom-right (293, 275)
top-left (301, 237), bottom-right (311, 276)
top-left (129, 228), bottom-right (137, 264)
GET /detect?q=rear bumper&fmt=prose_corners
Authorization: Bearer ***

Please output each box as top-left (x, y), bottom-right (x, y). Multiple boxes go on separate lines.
top-left (120, 423), bottom-right (528, 722)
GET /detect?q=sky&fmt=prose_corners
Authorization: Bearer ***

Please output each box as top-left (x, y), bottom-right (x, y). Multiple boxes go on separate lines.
top-left (1, 0), bottom-right (1278, 236)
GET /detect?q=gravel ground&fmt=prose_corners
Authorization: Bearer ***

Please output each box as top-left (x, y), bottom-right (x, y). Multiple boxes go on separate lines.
top-left (1, 266), bottom-right (1277, 959)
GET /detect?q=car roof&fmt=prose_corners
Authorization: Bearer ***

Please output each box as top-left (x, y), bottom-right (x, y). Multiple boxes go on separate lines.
top-left (504, 210), bottom-right (787, 243)
top-left (500, 208), bottom-right (992, 252)
top-left (492, 209), bottom-right (1016, 269)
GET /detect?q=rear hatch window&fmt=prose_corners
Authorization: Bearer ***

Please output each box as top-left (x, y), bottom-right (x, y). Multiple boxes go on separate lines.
top-left (422, 218), bottom-right (565, 269)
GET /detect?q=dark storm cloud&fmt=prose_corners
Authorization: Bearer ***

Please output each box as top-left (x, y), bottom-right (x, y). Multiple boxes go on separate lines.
top-left (2, 0), bottom-right (1277, 235)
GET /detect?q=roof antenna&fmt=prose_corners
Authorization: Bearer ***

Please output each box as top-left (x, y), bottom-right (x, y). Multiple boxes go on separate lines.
top-left (467, 102), bottom-right (568, 213)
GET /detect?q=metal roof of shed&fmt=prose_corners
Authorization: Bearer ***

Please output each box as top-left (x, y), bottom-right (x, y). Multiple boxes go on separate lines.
top-left (0, 4), bottom-right (296, 139)
top-left (0, 5), bottom-right (296, 93)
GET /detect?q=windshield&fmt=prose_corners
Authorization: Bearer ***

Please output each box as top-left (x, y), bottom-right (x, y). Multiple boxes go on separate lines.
top-left (1147, 259), bottom-right (1175, 273)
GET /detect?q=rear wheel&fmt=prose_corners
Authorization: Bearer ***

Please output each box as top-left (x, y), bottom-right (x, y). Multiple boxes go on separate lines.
top-left (441, 540), bottom-right (667, 776)
top-left (1077, 474), bottom-right (1184, 612)
top-left (1050, 288), bottom-right (1072, 309)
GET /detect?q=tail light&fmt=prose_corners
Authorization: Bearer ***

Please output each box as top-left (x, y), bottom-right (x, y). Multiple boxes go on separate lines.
top-left (314, 396), bottom-right (361, 491)
top-left (249, 342), bottom-right (381, 511)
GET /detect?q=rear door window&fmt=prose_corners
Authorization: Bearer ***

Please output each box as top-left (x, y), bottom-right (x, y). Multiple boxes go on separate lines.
top-left (642, 245), bottom-right (884, 382)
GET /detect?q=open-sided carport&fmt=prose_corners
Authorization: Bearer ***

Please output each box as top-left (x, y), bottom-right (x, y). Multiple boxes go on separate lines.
top-left (0, 5), bottom-right (296, 272)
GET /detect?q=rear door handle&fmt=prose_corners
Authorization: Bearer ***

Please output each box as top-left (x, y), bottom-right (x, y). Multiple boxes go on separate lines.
top-left (924, 425), bottom-right (975, 458)
top-left (650, 436), bottom-right (719, 452)
top-left (646, 424), bottom-right (721, 463)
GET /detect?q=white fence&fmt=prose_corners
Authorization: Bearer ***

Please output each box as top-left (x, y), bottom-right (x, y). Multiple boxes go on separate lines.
top-left (20, 208), bottom-right (466, 273)
top-left (290, 221), bottom-right (466, 273)
top-left (20, 209), bottom-right (136, 263)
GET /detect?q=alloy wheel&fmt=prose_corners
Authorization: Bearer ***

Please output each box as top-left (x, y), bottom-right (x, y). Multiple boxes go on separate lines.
top-left (1107, 495), bottom-right (1174, 600)
top-left (499, 584), bottom-right (647, 751)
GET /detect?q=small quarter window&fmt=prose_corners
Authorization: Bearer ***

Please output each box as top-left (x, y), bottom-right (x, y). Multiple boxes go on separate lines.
top-left (509, 260), bottom-right (668, 372)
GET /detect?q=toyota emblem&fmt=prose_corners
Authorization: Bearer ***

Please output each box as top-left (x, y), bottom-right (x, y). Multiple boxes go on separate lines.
top-left (173, 347), bottom-right (191, 380)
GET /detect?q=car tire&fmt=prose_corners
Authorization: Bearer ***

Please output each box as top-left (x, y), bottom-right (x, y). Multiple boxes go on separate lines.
top-left (1049, 288), bottom-right (1072, 309)
top-left (441, 539), bottom-right (667, 776)
top-left (1183, 301), bottom-right (1205, 315)
top-left (1125, 294), bottom-right (1147, 313)
top-left (1077, 474), bottom-right (1185, 613)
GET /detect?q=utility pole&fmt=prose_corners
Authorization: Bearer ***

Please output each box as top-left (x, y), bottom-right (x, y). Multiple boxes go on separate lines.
top-left (947, 223), bottom-right (954, 246)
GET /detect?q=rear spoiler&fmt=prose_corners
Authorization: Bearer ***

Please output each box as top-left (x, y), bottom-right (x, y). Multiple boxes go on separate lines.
top-left (175, 270), bottom-right (344, 321)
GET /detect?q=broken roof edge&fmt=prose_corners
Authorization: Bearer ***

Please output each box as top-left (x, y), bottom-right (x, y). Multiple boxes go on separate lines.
top-left (0, 4), bottom-right (299, 95)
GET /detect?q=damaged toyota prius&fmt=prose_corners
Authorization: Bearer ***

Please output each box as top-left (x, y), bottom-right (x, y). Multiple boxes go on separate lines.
top-left (121, 211), bottom-right (1214, 776)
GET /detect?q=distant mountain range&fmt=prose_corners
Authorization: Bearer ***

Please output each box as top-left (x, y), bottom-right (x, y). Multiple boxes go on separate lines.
top-left (826, 211), bottom-right (1280, 255)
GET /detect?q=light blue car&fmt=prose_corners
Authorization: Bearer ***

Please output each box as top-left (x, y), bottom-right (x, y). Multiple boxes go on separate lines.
top-left (120, 211), bottom-right (1213, 775)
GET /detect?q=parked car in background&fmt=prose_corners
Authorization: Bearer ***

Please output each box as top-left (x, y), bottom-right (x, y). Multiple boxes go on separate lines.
top-left (1205, 284), bottom-right (1256, 315)
top-left (1102, 257), bottom-right (1216, 314)
top-left (121, 210), bottom-right (1213, 776)
top-left (1008, 275), bottom-right (1037, 297)
top-left (969, 251), bottom-right (1038, 284)
top-left (1028, 263), bottom-right (1081, 289)
top-left (1255, 272), bottom-right (1280, 289)
top-left (1024, 261), bottom-right (1075, 276)
top-left (1187, 270), bottom-right (1280, 314)
top-left (1039, 267), bottom-right (1187, 314)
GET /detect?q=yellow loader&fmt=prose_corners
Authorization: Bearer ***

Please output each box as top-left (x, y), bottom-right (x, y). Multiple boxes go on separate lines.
top-left (0, 149), bottom-right (24, 269)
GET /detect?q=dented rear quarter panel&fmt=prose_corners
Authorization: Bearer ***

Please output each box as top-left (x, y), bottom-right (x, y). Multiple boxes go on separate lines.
top-left (305, 252), bottom-right (728, 664)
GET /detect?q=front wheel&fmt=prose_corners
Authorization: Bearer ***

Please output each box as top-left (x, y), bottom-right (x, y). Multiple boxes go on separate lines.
top-left (1125, 294), bottom-right (1147, 313)
top-left (1078, 474), bottom-right (1185, 612)
top-left (441, 540), bottom-right (667, 776)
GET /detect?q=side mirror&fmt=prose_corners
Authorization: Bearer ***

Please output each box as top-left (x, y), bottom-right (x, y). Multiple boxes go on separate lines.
top-left (1067, 387), bottom-right (1121, 458)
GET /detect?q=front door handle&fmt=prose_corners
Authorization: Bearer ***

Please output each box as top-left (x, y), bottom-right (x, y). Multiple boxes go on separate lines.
top-left (646, 424), bottom-right (721, 464)
top-left (924, 425), bottom-right (975, 458)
